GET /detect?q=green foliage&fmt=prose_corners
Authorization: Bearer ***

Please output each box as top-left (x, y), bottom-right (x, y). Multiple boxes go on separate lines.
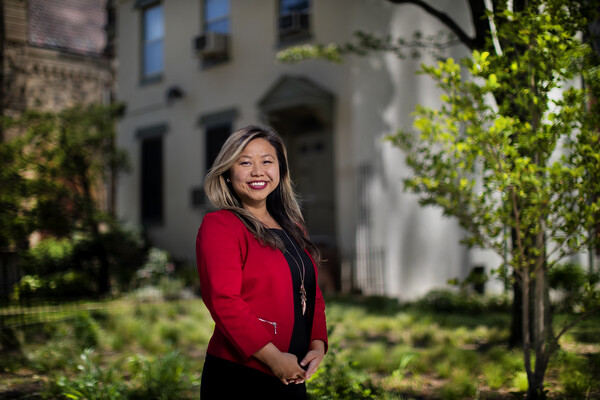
top-left (482, 362), bottom-right (507, 389)
top-left (0, 138), bottom-right (34, 248)
top-left (438, 368), bottom-right (477, 400)
top-left (12, 224), bottom-right (147, 301)
top-left (2, 103), bottom-right (129, 296)
top-left (136, 248), bottom-right (174, 287)
top-left (277, 30), bottom-right (459, 63)
top-left (511, 371), bottom-right (529, 393)
top-left (73, 313), bottom-right (100, 349)
top-left (49, 344), bottom-right (197, 399)
top-left (100, 223), bottom-right (149, 291)
top-left (557, 352), bottom-right (597, 398)
top-left (549, 263), bottom-right (600, 312)
top-left (2, 103), bottom-right (127, 237)
top-left (54, 349), bottom-right (127, 400)
top-left (22, 237), bottom-right (74, 274)
top-left (127, 351), bottom-right (194, 400)
top-left (3, 297), bottom-right (600, 398)
top-left (416, 289), bottom-right (510, 314)
top-left (383, 2), bottom-right (600, 395)
top-left (307, 346), bottom-right (383, 400)
top-left (390, 352), bottom-right (415, 381)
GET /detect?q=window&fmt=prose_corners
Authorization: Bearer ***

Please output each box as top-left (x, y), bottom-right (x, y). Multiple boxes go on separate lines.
top-left (193, 109), bottom-right (237, 207)
top-left (278, 0), bottom-right (310, 42)
top-left (142, 3), bottom-right (164, 81)
top-left (205, 122), bottom-right (231, 171)
top-left (204, 0), bottom-right (230, 34)
top-left (140, 134), bottom-right (164, 225)
top-left (199, 109), bottom-right (237, 171)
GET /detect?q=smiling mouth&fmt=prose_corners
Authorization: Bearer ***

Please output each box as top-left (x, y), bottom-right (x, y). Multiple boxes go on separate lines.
top-left (248, 181), bottom-right (267, 190)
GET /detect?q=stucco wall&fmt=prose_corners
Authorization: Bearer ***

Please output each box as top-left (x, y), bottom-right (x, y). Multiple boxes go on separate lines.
top-left (116, 0), bottom-right (504, 299)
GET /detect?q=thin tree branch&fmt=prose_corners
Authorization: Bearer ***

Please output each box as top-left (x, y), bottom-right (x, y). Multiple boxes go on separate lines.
top-left (385, 0), bottom-right (488, 50)
top-left (555, 305), bottom-right (600, 343)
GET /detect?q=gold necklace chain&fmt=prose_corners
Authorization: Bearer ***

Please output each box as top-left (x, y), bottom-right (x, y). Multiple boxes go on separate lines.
top-left (281, 229), bottom-right (307, 316)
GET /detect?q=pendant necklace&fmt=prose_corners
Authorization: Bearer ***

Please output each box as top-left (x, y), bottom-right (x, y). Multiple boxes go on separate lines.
top-left (281, 229), bottom-right (307, 315)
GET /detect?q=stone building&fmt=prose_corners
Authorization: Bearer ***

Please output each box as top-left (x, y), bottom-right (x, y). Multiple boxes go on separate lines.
top-left (1, 0), bottom-right (114, 138)
top-left (0, 0), bottom-right (114, 298)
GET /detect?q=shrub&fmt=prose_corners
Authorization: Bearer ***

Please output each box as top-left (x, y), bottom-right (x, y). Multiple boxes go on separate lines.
top-left (136, 248), bottom-right (174, 287)
top-left (16, 224), bottom-right (148, 299)
top-left (482, 362), bottom-right (506, 389)
top-left (53, 349), bottom-right (127, 400)
top-left (558, 352), bottom-right (595, 398)
top-left (416, 289), bottom-right (511, 314)
top-left (73, 312), bottom-right (100, 349)
top-left (438, 368), bottom-right (477, 400)
top-left (158, 276), bottom-right (185, 301)
top-left (510, 371), bottom-right (529, 392)
top-left (307, 348), bottom-right (382, 400)
top-left (11, 270), bottom-right (96, 301)
top-left (101, 223), bottom-right (148, 291)
top-left (128, 351), bottom-right (194, 399)
top-left (353, 342), bottom-right (389, 372)
top-left (49, 350), bottom-right (197, 400)
top-left (20, 237), bottom-right (74, 276)
top-left (548, 263), bottom-right (595, 312)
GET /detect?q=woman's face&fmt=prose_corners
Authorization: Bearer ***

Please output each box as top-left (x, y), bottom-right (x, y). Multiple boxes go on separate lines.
top-left (229, 138), bottom-right (280, 210)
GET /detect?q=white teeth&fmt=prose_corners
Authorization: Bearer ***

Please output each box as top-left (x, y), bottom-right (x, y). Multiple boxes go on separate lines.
top-left (250, 182), bottom-right (266, 187)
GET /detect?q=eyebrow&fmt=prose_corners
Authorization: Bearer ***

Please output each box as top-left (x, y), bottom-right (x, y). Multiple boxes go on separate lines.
top-left (238, 154), bottom-right (275, 159)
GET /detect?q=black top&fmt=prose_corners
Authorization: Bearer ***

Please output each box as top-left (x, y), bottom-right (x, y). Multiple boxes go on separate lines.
top-left (270, 229), bottom-right (316, 361)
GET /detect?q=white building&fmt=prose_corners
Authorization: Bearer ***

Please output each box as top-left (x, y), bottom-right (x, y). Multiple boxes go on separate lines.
top-left (115, 0), bottom-right (503, 299)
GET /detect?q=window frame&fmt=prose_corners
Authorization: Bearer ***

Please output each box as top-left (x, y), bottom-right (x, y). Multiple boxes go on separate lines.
top-left (192, 108), bottom-right (238, 208)
top-left (137, 123), bottom-right (168, 226)
top-left (277, 0), bottom-right (311, 44)
top-left (204, 0), bottom-right (230, 34)
top-left (140, 1), bottom-right (164, 83)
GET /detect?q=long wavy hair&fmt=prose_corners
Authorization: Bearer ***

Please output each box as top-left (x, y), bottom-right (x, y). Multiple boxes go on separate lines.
top-left (204, 125), bottom-right (322, 266)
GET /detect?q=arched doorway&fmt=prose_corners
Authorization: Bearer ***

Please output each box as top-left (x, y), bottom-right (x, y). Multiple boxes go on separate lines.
top-left (258, 76), bottom-right (339, 292)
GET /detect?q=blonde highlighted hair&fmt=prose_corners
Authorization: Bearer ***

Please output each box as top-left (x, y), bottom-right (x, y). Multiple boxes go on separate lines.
top-left (204, 125), bottom-right (322, 266)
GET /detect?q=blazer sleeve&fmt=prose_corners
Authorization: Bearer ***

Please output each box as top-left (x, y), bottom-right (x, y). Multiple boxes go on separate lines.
top-left (196, 211), bottom-right (272, 360)
top-left (310, 262), bottom-right (329, 354)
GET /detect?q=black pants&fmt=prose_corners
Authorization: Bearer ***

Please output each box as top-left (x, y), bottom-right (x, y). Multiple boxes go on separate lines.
top-left (200, 354), bottom-right (307, 400)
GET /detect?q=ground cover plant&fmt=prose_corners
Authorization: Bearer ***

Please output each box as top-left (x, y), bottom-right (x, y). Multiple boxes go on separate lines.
top-left (0, 293), bottom-right (598, 399)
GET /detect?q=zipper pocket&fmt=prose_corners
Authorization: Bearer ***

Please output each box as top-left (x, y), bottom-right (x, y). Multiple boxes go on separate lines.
top-left (258, 318), bottom-right (277, 335)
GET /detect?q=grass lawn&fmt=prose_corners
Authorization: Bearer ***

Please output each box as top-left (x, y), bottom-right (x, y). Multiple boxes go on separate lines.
top-left (1, 294), bottom-right (599, 399)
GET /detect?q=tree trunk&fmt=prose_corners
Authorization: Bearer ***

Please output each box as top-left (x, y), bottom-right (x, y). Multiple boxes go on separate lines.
top-left (521, 263), bottom-right (534, 397)
top-left (528, 265), bottom-right (546, 399)
top-left (93, 224), bottom-right (111, 296)
top-left (509, 268), bottom-right (523, 347)
top-left (0, 0), bottom-right (5, 141)
top-left (78, 162), bottom-right (111, 296)
top-left (527, 231), bottom-right (553, 400)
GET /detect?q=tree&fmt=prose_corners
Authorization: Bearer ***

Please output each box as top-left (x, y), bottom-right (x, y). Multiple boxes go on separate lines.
top-left (0, 136), bottom-right (33, 250)
top-left (278, 1), bottom-right (600, 398)
top-left (2, 103), bottom-right (127, 296)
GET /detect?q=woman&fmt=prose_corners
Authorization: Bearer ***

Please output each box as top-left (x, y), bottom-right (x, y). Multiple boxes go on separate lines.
top-left (196, 125), bottom-right (328, 399)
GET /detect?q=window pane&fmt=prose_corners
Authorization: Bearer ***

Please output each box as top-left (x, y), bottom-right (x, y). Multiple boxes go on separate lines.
top-left (206, 123), bottom-right (231, 171)
top-left (141, 136), bottom-right (163, 224)
top-left (205, 0), bottom-right (229, 21)
top-left (143, 4), bottom-right (163, 77)
top-left (143, 40), bottom-right (163, 76)
top-left (280, 0), bottom-right (309, 14)
top-left (206, 19), bottom-right (229, 34)
top-left (144, 5), bottom-right (164, 41)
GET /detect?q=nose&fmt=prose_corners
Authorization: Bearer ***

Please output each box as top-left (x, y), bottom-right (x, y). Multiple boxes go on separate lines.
top-left (250, 163), bottom-right (264, 176)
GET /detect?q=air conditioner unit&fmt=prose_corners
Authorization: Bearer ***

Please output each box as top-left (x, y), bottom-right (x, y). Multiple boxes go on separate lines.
top-left (278, 11), bottom-right (309, 35)
top-left (194, 32), bottom-right (228, 58)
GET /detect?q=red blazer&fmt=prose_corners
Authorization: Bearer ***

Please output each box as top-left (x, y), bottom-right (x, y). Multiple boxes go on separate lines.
top-left (196, 209), bottom-right (328, 376)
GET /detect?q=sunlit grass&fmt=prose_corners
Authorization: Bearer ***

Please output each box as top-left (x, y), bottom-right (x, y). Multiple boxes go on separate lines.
top-left (2, 295), bottom-right (599, 399)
